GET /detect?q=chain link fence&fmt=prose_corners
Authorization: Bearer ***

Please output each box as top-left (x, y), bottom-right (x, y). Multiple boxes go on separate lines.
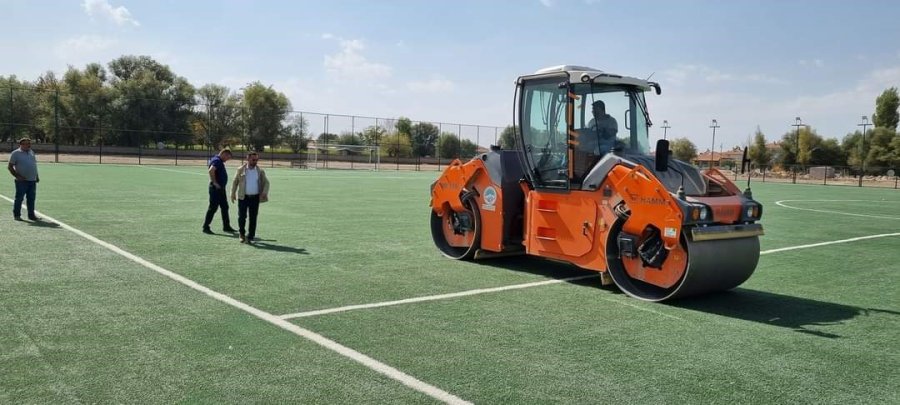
top-left (0, 85), bottom-right (504, 171)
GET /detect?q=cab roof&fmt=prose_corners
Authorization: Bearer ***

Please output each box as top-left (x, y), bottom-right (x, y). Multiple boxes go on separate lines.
top-left (520, 65), bottom-right (652, 91)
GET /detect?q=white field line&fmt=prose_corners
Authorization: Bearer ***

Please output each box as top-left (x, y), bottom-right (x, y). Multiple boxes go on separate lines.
top-left (759, 232), bottom-right (900, 255)
top-left (279, 275), bottom-right (599, 320)
top-left (0, 194), bottom-right (470, 405)
top-left (279, 232), bottom-right (900, 321)
top-left (775, 199), bottom-right (900, 220)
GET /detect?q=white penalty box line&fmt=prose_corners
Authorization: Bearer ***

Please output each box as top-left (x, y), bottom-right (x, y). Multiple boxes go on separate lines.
top-left (0, 194), bottom-right (471, 405)
top-left (278, 232), bottom-right (900, 321)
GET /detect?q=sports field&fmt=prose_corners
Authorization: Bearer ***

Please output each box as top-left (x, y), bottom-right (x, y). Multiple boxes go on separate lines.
top-left (1, 164), bottom-right (898, 404)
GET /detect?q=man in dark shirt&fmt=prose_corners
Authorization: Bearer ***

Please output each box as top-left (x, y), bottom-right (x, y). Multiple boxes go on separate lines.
top-left (203, 148), bottom-right (236, 234)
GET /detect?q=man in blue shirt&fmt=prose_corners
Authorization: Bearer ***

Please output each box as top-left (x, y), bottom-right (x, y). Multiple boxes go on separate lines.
top-left (203, 148), bottom-right (236, 234)
top-left (7, 138), bottom-right (40, 221)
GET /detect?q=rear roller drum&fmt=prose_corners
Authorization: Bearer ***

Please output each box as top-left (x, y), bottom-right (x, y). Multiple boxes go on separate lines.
top-left (606, 218), bottom-right (760, 301)
top-left (430, 197), bottom-right (481, 260)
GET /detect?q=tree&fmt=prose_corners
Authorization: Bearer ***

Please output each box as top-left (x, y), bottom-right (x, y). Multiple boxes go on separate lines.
top-left (499, 125), bottom-right (517, 149)
top-left (437, 132), bottom-right (459, 158)
top-left (241, 81), bottom-right (291, 152)
top-left (106, 55), bottom-right (195, 147)
top-left (395, 117), bottom-right (412, 136)
top-left (194, 84), bottom-right (242, 149)
top-left (281, 114), bottom-right (309, 153)
top-left (381, 133), bottom-right (412, 157)
top-left (873, 87), bottom-right (899, 130)
top-left (410, 122), bottom-right (439, 157)
top-left (777, 132), bottom-right (798, 166)
top-left (865, 127), bottom-right (898, 169)
top-left (748, 127), bottom-right (771, 167)
top-left (842, 131), bottom-right (864, 168)
top-left (359, 125), bottom-right (387, 146)
top-left (0, 75), bottom-right (39, 143)
top-left (461, 138), bottom-right (478, 158)
top-left (810, 138), bottom-right (845, 166)
top-left (59, 64), bottom-right (110, 146)
top-left (317, 132), bottom-right (338, 143)
top-left (337, 131), bottom-right (362, 146)
top-left (796, 127), bottom-right (819, 166)
top-left (670, 137), bottom-right (697, 162)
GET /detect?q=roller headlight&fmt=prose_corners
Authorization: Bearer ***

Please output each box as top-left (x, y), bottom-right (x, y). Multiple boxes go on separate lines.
top-left (745, 204), bottom-right (759, 218)
top-left (699, 206), bottom-right (709, 220)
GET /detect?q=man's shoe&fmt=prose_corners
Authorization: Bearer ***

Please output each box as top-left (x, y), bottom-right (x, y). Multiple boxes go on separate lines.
top-left (246, 236), bottom-right (254, 245)
top-left (14, 216), bottom-right (23, 221)
top-left (239, 234), bottom-right (246, 243)
top-left (28, 216), bottom-right (41, 221)
top-left (223, 226), bottom-right (237, 233)
top-left (202, 227), bottom-right (214, 234)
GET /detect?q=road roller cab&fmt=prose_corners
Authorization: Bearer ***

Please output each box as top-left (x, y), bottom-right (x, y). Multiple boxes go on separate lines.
top-left (429, 65), bottom-right (764, 301)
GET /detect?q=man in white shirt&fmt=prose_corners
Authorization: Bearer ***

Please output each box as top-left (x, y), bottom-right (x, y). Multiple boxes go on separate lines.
top-left (230, 152), bottom-right (270, 244)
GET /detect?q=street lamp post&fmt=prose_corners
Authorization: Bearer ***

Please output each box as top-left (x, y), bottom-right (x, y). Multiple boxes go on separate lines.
top-left (709, 119), bottom-right (719, 168)
top-left (858, 115), bottom-right (871, 187)
top-left (661, 120), bottom-right (670, 140)
top-left (791, 117), bottom-right (805, 165)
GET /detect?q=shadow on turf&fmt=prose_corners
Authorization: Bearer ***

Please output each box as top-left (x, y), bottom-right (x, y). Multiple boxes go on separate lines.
top-left (27, 219), bottom-right (61, 228)
top-left (474, 256), bottom-right (604, 287)
top-left (250, 241), bottom-right (308, 254)
top-left (205, 232), bottom-right (308, 254)
top-left (670, 289), bottom-right (874, 338)
top-left (477, 257), bottom-right (890, 339)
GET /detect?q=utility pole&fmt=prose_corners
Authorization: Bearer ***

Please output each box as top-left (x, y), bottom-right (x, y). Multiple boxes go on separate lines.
top-left (661, 120), bottom-right (670, 140)
top-left (858, 115), bottom-right (871, 187)
top-left (709, 119), bottom-right (719, 168)
top-left (791, 117), bottom-right (806, 166)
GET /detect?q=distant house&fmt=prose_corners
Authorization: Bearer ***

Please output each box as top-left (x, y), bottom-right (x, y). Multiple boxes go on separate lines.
top-left (693, 147), bottom-right (745, 169)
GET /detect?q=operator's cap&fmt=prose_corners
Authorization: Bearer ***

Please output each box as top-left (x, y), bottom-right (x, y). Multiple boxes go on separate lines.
top-left (18, 137), bottom-right (32, 144)
top-left (592, 100), bottom-right (606, 109)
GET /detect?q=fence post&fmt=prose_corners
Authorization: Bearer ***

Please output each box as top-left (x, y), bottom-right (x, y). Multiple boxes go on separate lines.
top-left (762, 167), bottom-right (766, 182)
top-left (858, 170), bottom-right (863, 187)
top-left (98, 111), bottom-right (103, 164)
top-left (792, 167), bottom-right (796, 184)
top-left (54, 88), bottom-right (60, 163)
top-left (7, 86), bottom-right (13, 146)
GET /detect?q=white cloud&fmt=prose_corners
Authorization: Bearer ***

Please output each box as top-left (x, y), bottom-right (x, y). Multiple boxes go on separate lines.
top-left (539, 0), bottom-right (555, 7)
top-left (323, 36), bottom-right (392, 80)
top-left (82, 0), bottom-right (140, 27)
top-left (54, 35), bottom-right (118, 60)
top-left (407, 77), bottom-right (456, 93)
top-left (799, 59), bottom-right (825, 68)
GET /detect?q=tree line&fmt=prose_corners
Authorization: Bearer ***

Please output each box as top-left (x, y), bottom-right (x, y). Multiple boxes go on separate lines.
top-left (0, 55), bottom-right (488, 159)
top-left (667, 88), bottom-right (900, 172)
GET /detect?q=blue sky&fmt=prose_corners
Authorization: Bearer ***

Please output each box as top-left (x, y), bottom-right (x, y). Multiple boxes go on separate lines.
top-left (2, 0), bottom-right (899, 149)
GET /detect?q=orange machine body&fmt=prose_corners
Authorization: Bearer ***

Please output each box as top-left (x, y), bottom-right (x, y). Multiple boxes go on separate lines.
top-left (430, 153), bottom-right (756, 290)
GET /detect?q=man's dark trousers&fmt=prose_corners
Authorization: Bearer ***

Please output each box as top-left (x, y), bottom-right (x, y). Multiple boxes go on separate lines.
top-left (13, 180), bottom-right (36, 219)
top-left (238, 194), bottom-right (260, 239)
top-left (203, 184), bottom-right (231, 230)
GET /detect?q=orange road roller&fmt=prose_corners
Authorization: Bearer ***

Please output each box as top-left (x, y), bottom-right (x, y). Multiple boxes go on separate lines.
top-left (430, 65), bottom-right (764, 301)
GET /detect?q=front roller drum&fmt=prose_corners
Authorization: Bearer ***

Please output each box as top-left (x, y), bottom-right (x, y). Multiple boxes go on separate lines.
top-left (606, 221), bottom-right (760, 301)
top-left (430, 197), bottom-right (481, 260)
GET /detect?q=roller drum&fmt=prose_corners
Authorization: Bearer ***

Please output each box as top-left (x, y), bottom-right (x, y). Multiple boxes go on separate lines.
top-left (607, 221), bottom-right (760, 302)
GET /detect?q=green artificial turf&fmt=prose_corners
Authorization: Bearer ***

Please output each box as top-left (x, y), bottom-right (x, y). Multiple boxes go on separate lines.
top-left (1, 163), bottom-right (898, 403)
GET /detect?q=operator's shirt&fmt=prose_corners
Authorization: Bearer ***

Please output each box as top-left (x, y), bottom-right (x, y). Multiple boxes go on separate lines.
top-left (580, 115), bottom-right (619, 155)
